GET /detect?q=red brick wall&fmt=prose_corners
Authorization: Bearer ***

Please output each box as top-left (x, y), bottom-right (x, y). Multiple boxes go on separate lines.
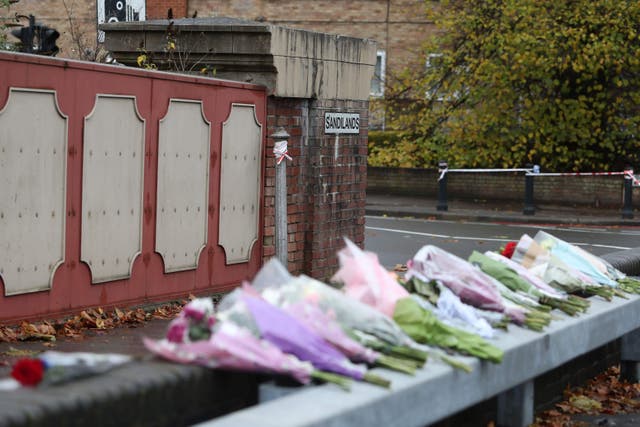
top-left (147, 0), bottom-right (188, 19)
top-left (266, 98), bottom-right (369, 280)
top-left (5, 1), bottom-right (433, 77)
top-left (368, 167), bottom-right (640, 209)
top-left (187, 0), bottom-right (434, 79)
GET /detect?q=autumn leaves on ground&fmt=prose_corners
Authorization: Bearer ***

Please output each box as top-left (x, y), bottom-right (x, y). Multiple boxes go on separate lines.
top-left (0, 301), bottom-right (185, 343)
top-left (532, 366), bottom-right (640, 427)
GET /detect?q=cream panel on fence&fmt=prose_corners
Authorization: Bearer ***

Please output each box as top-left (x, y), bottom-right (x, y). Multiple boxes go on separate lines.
top-left (0, 89), bottom-right (67, 296)
top-left (219, 104), bottom-right (262, 264)
top-left (81, 95), bottom-right (144, 283)
top-left (156, 99), bottom-right (210, 272)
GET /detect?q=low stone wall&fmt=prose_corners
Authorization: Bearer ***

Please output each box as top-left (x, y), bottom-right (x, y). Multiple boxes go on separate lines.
top-left (368, 167), bottom-right (640, 209)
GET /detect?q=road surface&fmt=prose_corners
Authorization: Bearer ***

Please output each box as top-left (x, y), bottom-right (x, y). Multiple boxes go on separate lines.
top-left (364, 215), bottom-right (640, 269)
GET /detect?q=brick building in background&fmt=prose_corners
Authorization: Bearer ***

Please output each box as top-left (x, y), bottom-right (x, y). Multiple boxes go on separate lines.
top-left (3, 0), bottom-right (435, 100)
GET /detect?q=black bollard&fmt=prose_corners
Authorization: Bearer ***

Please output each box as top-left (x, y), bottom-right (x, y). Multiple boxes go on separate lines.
top-left (523, 164), bottom-right (537, 215)
top-left (437, 161), bottom-right (448, 211)
top-left (622, 167), bottom-right (634, 219)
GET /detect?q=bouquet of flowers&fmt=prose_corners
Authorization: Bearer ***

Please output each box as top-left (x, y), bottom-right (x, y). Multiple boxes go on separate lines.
top-left (144, 298), bottom-right (352, 390)
top-left (259, 285), bottom-right (416, 375)
top-left (512, 234), bottom-right (618, 299)
top-left (10, 351), bottom-right (131, 387)
top-left (407, 246), bottom-right (527, 322)
top-left (333, 239), bottom-right (503, 364)
top-left (252, 259), bottom-right (429, 365)
top-left (468, 251), bottom-right (589, 316)
top-left (413, 281), bottom-right (499, 338)
top-left (405, 277), bottom-right (511, 332)
top-left (216, 288), bottom-right (391, 388)
top-left (533, 231), bottom-right (640, 293)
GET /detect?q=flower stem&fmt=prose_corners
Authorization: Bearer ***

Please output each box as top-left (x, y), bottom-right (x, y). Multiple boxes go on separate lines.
top-left (375, 355), bottom-right (416, 375)
top-left (363, 372), bottom-right (391, 388)
top-left (439, 354), bottom-right (472, 373)
top-left (388, 345), bottom-right (428, 365)
top-left (310, 370), bottom-right (351, 391)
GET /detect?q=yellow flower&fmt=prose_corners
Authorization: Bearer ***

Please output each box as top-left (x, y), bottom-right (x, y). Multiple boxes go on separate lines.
top-left (136, 54), bottom-right (147, 67)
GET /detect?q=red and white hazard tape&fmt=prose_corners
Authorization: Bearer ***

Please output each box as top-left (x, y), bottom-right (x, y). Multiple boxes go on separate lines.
top-left (438, 167), bottom-right (639, 186)
top-left (273, 140), bottom-right (292, 165)
top-left (527, 170), bottom-right (639, 186)
top-left (626, 170), bottom-right (640, 186)
top-left (438, 167), bottom-right (532, 181)
top-left (526, 171), bottom-right (627, 177)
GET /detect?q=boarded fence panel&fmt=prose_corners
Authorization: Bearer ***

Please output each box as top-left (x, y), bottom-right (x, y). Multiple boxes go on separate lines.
top-left (0, 52), bottom-right (266, 322)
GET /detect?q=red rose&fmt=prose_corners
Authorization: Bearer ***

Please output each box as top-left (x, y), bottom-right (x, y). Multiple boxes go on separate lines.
top-left (11, 358), bottom-right (45, 386)
top-left (501, 242), bottom-right (517, 259)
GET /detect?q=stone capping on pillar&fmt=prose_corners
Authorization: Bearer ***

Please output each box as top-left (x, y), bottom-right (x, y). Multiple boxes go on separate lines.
top-left (101, 17), bottom-right (377, 100)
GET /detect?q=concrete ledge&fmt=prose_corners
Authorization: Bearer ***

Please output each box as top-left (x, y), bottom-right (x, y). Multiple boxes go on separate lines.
top-left (0, 361), bottom-right (257, 427)
top-left (101, 17), bottom-right (377, 100)
top-left (197, 294), bottom-right (640, 427)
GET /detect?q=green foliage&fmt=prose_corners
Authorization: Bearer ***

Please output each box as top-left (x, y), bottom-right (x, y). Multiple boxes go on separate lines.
top-left (384, 0), bottom-right (640, 170)
top-left (0, 0), bottom-right (12, 49)
top-left (136, 22), bottom-right (216, 77)
top-left (369, 130), bottom-right (426, 167)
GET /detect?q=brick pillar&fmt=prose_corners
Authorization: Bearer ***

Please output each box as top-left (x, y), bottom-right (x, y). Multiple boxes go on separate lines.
top-left (304, 99), bottom-right (368, 280)
top-left (146, 0), bottom-right (188, 19)
top-left (264, 98), bottom-right (368, 281)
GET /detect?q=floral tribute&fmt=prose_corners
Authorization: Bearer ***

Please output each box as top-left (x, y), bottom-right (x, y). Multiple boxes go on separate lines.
top-left (500, 241), bottom-right (517, 258)
top-left (10, 351), bottom-right (132, 387)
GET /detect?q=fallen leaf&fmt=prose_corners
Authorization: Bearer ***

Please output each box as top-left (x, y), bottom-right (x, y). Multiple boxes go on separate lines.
top-left (569, 395), bottom-right (602, 412)
top-left (0, 326), bottom-right (18, 342)
top-left (2, 347), bottom-right (40, 357)
top-left (80, 311), bottom-right (96, 327)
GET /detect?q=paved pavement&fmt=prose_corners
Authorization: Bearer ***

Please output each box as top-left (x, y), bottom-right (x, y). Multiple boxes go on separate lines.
top-left (0, 194), bottom-right (639, 426)
top-left (366, 193), bottom-right (640, 226)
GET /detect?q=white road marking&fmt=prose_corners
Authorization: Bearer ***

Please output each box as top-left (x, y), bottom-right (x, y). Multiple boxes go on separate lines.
top-left (365, 215), bottom-right (640, 235)
top-left (365, 225), bottom-right (632, 251)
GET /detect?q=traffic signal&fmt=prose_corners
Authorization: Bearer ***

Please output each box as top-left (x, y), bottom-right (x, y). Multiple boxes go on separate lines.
top-left (11, 15), bottom-right (60, 56)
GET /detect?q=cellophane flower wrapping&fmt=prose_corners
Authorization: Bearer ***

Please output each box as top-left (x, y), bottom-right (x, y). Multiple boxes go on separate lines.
top-left (166, 298), bottom-right (216, 343)
top-left (217, 288), bottom-right (368, 381)
top-left (393, 296), bottom-right (504, 363)
top-left (469, 250), bottom-right (543, 298)
top-left (11, 351), bottom-right (132, 387)
top-left (432, 287), bottom-right (496, 339)
top-left (278, 299), bottom-right (378, 364)
top-left (512, 235), bottom-right (595, 290)
top-left (533, 231), bottom-right (620, 286)
top-left (143, 321), bottom-right (316, 384)
top-left (332, 238), bottom-right (409, 318)
top-left (252, 259), bottom-right (417, 349)
top-left (407, 245), bottom-right (525, 323)
top-left (484, 251), bottom-right (567, 299)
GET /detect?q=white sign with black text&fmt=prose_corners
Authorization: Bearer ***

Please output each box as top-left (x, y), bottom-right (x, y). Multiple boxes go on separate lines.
top-left (324, 112), bottom-right (360, 135)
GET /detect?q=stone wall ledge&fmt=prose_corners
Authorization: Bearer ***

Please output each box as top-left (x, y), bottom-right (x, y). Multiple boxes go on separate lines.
top-left (198, 291), bottom-right (640, 427)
